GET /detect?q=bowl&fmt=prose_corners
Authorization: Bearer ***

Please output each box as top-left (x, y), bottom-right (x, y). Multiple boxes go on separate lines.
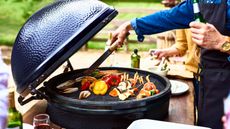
top-left (148, 66), bottom-right (168, 77)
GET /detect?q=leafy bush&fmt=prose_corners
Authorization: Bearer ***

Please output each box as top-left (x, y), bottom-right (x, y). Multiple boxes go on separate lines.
top-left (0, 0), bottom-right (53, 46)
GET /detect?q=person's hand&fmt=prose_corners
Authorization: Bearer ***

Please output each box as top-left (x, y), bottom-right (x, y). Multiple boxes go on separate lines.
top-left (189, 21), bottom-right (226, 50)
top-left (222, 115), bottom-right (228, 129)
top-left (111, 21), bottom-right (132, 48)
top-left (153, 47), bottom-right (179, 59)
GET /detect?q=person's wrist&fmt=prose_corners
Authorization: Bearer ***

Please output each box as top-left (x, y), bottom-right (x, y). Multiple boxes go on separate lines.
top-left (218, 36), bottom-right (230, 52)
top-left (124, 21), bottom-right (132, 32)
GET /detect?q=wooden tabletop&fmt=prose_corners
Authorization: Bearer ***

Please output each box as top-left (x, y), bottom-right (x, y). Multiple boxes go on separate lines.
top-left (22, 78), bottom-right (195, 128)
top-left (165, 79), bottom-right (195, 125)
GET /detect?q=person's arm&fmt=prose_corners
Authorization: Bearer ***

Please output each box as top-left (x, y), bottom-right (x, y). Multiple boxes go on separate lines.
top-left (111, 0), bottom-right (194, 46)
top-left (175, 29), bottom-right (189, 55)
top-left (189, 22), bottom-right (230, 54)
top-left (153, 45), bottom-right (180, 59)
top-left (131, 0), bottom-right (194, 42)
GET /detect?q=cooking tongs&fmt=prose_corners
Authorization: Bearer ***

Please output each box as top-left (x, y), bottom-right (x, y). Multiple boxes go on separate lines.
top-left (83, 39), bottom-right (119, 75)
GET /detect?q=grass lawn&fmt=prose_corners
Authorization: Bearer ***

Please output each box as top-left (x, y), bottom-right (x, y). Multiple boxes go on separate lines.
top-left (0, 0), bottom-right (164, 51)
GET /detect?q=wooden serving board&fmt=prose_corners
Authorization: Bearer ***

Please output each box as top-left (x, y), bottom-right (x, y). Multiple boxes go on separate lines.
top-left (167, 63), bottom-right (193, 79)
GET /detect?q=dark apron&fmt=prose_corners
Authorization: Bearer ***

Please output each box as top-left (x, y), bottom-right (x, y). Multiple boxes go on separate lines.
top-left (198, 1), bottom-right (230, 129)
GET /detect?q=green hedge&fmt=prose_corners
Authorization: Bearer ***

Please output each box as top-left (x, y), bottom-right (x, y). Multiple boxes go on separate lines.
top-left (0, 0), bottom-right (162, 47)
top-left (102, 0), bottom-right (162, 3)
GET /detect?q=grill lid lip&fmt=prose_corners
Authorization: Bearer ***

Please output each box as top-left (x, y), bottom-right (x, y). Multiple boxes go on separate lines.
top-left (11, 0), bottom-right (118, 96)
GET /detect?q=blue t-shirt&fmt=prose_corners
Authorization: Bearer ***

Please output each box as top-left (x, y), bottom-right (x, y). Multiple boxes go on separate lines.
top-left (131, 0), bottom-right (230, 42)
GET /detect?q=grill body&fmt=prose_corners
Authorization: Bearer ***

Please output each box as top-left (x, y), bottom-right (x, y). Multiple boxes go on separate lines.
top-left (44, 67), bottom-right (171, 129)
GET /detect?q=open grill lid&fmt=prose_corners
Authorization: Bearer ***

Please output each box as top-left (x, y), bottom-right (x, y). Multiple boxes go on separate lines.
top-left (11, 0), bottom-right (118, 97)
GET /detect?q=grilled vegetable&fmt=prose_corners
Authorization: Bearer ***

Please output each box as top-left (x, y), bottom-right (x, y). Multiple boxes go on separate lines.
top-left (90, 80), bottom-right (108, 95)
top-left (136, 89), bottom-right (151, 99)
top-left (102, 74), bottom-right (121, 88)
top-left (81, 81), bottom-right (91, 90)
top-left (63, 87), bottom-right (79, 94)
top-left (109, 88), bottom-right (120, 97)
top-left (118, 89), bottom-right (137, 101)
top-left (117, 81), bottom-right (127, 92)
top-left (57, 80), bottom-right (76, 90)
top-left (79, 90), bottom-right (91, 99)
top-left (81, 76), bottom-right (97, 90)
top-left (143, 82), bottom-right (156, 90)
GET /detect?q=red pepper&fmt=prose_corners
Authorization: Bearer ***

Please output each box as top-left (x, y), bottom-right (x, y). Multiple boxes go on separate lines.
top-left (102, 75), bottom-right (121, 88)
top-left (81, 81), bottom-right (91, 90)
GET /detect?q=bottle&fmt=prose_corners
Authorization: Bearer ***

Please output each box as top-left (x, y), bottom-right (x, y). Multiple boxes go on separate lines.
top-left (192, 0), bottom-right (205, 50)
top-left (7, 91), bottom-right (23, 129)
top-left (192, 0), bottom-right (205, 22)
top-left (131, 49), bottom-right (140, 68)
top-left (105, 32), bottom-right (115, 66)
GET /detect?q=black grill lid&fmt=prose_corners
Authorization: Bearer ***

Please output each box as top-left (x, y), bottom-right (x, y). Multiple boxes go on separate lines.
top-left (11, 0), bottom-right (118, 96)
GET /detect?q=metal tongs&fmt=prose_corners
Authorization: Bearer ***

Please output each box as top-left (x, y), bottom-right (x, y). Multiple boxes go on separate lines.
top-left (83, 33), bottom-right (120, 75)
top-left (157, 57), bottom-right (166, 71)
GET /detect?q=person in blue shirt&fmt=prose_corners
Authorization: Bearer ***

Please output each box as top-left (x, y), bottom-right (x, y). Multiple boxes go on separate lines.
top-left (111, 0), bottom-right (230, 129)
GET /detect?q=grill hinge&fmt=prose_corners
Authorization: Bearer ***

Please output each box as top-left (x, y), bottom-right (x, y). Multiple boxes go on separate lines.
top-left (18, 86), bottom-right (49, 105)
top-left (63, 59), bottom-right (74, 73)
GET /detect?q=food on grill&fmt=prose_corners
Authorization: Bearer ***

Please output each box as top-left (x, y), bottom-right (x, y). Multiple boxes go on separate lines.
top-left (136, 77), bottom-right (159, 99)
top-left (90, 69), bottom-right (121, 78)
top-left (102, 74), bottom-right (121, 88)
top-left (57, 70), bottom-right (160, 100)
top-left (81, 76), bottom-right (97, 90)
top-left (79, 90), bottom-right (91, 99)
top-left (63, 87), bottom-right (79, 94)
top-left (136, 89), bottom-right (151, 99)
top-left (138, 76), bottom-right (144, 84)
top-left (117, 81), bottom-right (131, 92)
top-left (118, 88), bottom-right (138, 100)
top-left (143, 82), bottom-right (156, 91)
top-left (109, 88), bottom-right (120, 97)
top-left (56, 80), bottom-right (77, 90)
top-left (90, 80), bottom-right (108, 95)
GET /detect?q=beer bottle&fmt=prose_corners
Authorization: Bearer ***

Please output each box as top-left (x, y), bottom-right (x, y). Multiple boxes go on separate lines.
top-left (131, 49), bottom-right (140, 68)
top-left (7, 91), bottom-right (23, 129)
top-left (192, 0), bottom-right (205, 22)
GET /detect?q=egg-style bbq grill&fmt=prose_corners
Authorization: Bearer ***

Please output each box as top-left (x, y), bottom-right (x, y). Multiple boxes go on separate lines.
top-left (11, 0), bottom-right (171, 129)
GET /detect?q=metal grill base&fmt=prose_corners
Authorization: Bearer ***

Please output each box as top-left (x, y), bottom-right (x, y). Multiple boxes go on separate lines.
top-left (46, 100), bottom-right (169, 129)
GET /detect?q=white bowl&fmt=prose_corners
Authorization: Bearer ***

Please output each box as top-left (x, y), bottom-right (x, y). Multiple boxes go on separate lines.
top-left (148, 66), bottom-right (168, 76)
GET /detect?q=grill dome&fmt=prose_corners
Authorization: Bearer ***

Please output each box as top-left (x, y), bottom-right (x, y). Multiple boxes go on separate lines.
top-left (11, 0), bottom-right (117, 95)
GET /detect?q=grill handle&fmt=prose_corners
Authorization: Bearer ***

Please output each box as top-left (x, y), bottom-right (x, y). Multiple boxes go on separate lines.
top-left (18, 87), bottom-right (49, 105)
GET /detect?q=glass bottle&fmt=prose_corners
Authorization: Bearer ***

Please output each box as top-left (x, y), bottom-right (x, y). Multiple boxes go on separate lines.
top-left (131, 49), bottom-right (140, 68)
top-left (7, 91), bottom-right (23, 129)
top-left (192, 0), bottom-right (205, 22)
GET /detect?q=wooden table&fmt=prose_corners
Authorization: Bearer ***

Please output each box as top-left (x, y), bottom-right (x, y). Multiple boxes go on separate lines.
top-left (22, 78), bottom-right (195, 128)
top-left (165, 79), bottom-right (195, 125)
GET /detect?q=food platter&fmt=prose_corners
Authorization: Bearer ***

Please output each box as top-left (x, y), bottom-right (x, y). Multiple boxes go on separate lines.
top-left (170, 80), bottom-right (189, 95)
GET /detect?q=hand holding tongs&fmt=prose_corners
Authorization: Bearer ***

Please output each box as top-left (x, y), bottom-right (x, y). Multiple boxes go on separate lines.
top-left (157, 57), bottom-right (166, 71)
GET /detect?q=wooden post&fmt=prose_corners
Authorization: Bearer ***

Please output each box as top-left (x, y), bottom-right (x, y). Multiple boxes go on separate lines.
top-left (156, 31), bottom-right (176, 49)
